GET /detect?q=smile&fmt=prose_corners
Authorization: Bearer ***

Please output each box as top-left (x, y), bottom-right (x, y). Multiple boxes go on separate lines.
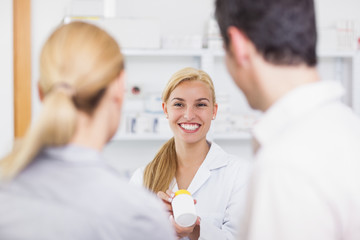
top-left (179, 123), bottom-right (201, 131)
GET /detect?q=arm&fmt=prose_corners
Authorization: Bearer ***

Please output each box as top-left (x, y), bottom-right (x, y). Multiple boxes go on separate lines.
top-left (127, 191), bottom-right (177, 240)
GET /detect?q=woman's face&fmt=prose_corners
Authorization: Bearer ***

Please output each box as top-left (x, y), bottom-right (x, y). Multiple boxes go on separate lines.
top-left (163, 80), bottom-right (218, 145)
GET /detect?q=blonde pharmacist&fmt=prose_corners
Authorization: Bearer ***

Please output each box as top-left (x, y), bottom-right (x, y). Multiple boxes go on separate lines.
top-left (131, 67), bottom-right (252, 239)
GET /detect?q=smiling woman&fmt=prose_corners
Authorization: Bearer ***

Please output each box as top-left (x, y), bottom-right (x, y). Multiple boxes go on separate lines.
top-left (130, 67), bottom-right (253, 240)
top-left (165, 76), bottom-right (216, 144)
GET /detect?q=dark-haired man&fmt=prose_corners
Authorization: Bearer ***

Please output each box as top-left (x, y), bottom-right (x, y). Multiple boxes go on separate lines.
top-left (215, 0), bottom-right (360, 239)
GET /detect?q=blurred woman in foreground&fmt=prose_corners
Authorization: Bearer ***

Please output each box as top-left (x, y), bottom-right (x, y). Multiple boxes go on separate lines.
top-left (0, 21), bottom-right (174, 240)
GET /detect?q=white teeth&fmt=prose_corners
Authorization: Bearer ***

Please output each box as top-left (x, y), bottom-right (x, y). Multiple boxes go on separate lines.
top-left (180, 124), bottom-right (200, 130)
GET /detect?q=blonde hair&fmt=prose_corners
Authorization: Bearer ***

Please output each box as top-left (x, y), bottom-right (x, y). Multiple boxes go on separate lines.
top-left (0, 22), bottom-right (124, 179)
top-left (143, 67), bottom-right (216, 193)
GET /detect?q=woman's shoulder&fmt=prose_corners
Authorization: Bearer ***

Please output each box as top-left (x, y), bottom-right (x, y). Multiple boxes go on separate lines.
top-left (129, 166), bottom-right (146, 186)
top-left (210, 141), bottom-right (253, 174)
top-left (99, 179), bottom-right (175, 239)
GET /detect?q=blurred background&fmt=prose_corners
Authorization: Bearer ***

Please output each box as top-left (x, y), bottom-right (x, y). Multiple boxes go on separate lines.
top-left (1, 0), bottom-right (360, 178)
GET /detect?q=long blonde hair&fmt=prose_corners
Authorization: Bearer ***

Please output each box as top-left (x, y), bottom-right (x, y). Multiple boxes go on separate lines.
top-left (0, 22), bottom-right (124, 179)
top-left (143, 67), bottom-right (216, 193)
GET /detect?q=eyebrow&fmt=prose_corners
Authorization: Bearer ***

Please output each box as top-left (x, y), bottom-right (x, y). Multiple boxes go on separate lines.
top-left (170, 97), bottom-right (210, 102)
top-left (197, 98), bottom-right (210, 102)
top-left (171, 97), bottom-right (184, 102)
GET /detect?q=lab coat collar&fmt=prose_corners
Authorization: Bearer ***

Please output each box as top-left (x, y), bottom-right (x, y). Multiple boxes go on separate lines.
top-left (253, 81), bottom-right (344, 148)
top-left (175, 141), bottom-right (230, 195)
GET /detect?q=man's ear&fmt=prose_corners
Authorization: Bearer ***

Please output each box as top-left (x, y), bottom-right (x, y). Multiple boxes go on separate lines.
top-left (227, 26), bottom-right (251, 67)
top-left (38, 82), bottom-right (44, 102)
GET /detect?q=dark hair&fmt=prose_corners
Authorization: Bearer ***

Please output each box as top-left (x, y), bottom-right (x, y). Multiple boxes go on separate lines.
top-left (215, 0), bottom-right (317, 66)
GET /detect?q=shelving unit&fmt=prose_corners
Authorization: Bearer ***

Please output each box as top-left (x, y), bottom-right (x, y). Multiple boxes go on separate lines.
top-left (112, 48), bottom-right (360, 142)
top-left (123, 48), bottom-right (357, 58)
top-left (122, 49), bottom-right (205, 57)
top-left (113, 133), bottom-right (172, 141)
top-left (123, 48), bottom-right (359, 82)
top-left (112, 130), bottom-right (252, 141)
top-left (317, 49), bottom-right (360, 113)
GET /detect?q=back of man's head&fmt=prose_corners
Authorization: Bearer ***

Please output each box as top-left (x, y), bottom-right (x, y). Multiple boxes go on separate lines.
top-left (215, 0), bottom-right (317, 67)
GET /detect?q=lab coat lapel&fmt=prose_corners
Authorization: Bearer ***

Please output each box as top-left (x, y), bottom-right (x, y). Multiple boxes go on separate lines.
top-left (187, 142), bottom-right (228, 195)
top-left (170, 171), bottom-right (210, 195)
top-left (187, 164), bottom-right (211, 196)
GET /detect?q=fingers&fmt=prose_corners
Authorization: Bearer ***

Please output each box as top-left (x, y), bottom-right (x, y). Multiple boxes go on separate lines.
top-left (169, 215), bottom-right (199, 239)
top-left (157, 191), bottom-right (173, 214)
top-left (157, 191), bottom-right (172, 203)
top-left (195, 216), bottom-right (201, 226)
top-left (166, 189), bottom-right (175, 199)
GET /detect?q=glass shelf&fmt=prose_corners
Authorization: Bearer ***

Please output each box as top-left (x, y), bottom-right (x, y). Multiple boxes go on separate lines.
top-left (122, 48), bottom-right (358, 58)
top-left (112, 131), bottom-right (252, 141)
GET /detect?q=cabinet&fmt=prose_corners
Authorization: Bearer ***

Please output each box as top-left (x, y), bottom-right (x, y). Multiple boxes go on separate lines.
top-left (317, 50), bottom-right (360, 113)
top-left (111, 48), bottom-right (360, 142)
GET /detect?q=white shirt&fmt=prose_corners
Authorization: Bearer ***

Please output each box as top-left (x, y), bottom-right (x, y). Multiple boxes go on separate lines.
top-left (0, 145), bottom-right (175, 240)
top-left (130, 141), bottom-right (252, 240)
top-left (243, 81), bottom-right (360, 240)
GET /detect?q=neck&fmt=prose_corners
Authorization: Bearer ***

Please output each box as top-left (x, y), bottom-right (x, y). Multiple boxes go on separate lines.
top-left (252, 56), bottom-right (320, 111)
top-left (69, 109), bottom-right (110, 151)
top-left (174, 139), bottom-right (210, 169)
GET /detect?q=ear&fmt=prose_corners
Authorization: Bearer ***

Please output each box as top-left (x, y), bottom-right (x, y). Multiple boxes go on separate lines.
top-left (38, 82), bottom-right (44, 102)
top-left (227, 26), bottom-right (251, 67)
top-left (212, 103), bottom-right (218, 120)
top-left (112, 70), bottom-right (126, 103)
top-left (162, 102), bottom-right (168, 117)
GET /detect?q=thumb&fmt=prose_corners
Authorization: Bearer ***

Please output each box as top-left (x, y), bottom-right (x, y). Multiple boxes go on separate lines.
top-left (196, 216), bottom-right (201, 225)
top-left (169, 214), bottom-right (175, 224)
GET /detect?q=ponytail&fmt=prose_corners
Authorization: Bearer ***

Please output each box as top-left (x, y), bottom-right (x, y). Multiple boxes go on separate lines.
top-left (143, 138), bottom-right (177, 193)
top-left (0, 89), bottom-right (77, 179)
top-left (1, 22), bottom-right (124, 180)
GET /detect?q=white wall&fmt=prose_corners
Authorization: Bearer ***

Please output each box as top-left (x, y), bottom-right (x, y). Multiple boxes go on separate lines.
top-left (0, 0), bottom-right (13, 158)
top-left (316, 0), bottom-right (360, 27)
top-left (116, 0), bottom-right (213, 36)
top-left (32, 0), bottom-right (72, 120)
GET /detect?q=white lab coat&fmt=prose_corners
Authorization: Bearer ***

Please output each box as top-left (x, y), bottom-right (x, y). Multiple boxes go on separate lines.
top-left (130, 141), bottom-right (252, 240)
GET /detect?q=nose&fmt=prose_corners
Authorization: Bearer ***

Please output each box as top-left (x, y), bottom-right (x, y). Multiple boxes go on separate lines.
top-left (184, 106), bottom-right (195, 120)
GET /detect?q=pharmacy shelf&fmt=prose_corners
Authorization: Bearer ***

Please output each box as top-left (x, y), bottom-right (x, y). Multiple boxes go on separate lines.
top-left (122, 48), bottom-right (359, 80)
top-left (122, 48), bottom-right (205, 57)
top-left (112, 132), bottom-right (252, 141)
top-left (115, 48), bottom-right (360, 143)
top-left (211, 131), bottom-right (252, 140)
top-left (122, 48), bottom-right (229, 58)
top-left (123, 48), bottom-right (358, 58)
top-left (317, 49), bottom-right (357, 58)
top-left (210, 49), bottom-right (358, 58)
top-left (112, 133), bottom-right (172, 141)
